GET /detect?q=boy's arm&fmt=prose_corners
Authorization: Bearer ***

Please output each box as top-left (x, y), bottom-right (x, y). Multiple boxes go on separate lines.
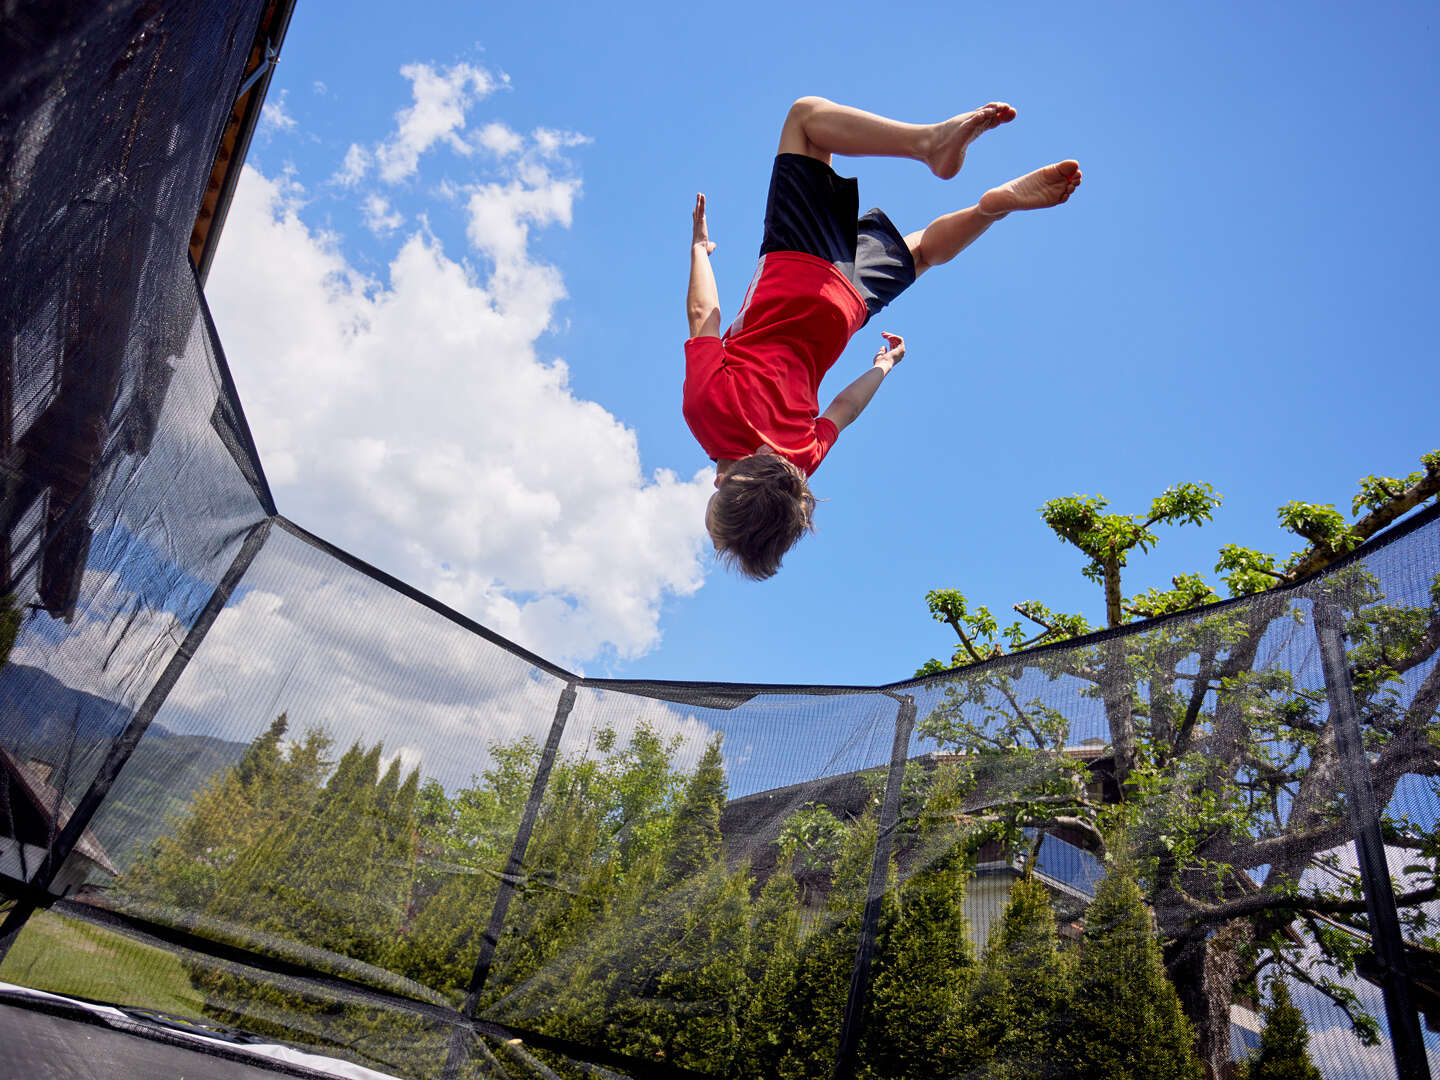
top-left (687, 193), bottom-right (721, 339)
top-left (820, 333), bottom-right (906, 433)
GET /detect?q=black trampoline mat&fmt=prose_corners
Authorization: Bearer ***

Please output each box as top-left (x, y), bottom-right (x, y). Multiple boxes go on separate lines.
top-left (0, 1001), bottom-right (387, 1080)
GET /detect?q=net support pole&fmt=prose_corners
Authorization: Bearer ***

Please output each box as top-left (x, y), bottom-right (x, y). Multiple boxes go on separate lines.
top-left (441, 679), bottom-right (579, 1080)
top-left (1313, 596), bottom-right (1431, 1080)
top-left (0, 517), bottom-right (272, 961)
top-left (832, 692), bottom-right (916, 1080)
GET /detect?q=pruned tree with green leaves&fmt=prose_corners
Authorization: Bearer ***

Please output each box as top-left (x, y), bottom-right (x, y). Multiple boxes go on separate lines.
top-left (915, 451), bottom-right (1440, 1074)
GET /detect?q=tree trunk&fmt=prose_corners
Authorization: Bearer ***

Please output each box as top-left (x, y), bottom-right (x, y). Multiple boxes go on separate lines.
top-left (1101, 636), bottom-right (1136, 787)
top-left (1166, 919), bottom-right (1251, 1078)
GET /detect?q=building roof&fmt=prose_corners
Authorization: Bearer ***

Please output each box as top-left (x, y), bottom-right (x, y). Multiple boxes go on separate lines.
top-left (0, 747), bottom-right (120, 877)
top-left (188, 0), bottom-right (299, 281)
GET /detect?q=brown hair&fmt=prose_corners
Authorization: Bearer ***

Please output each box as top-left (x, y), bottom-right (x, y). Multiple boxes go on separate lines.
top-left (706, 453), bottom-right (816, 580)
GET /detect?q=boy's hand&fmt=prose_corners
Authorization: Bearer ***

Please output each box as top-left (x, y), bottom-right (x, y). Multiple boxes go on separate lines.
top-left (692, 193), bottom-right (716, 254)
top-left (873, 331), bottom-right (905, 372)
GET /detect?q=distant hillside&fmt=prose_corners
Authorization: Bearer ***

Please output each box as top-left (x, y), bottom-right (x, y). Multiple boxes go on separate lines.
top-left (0, 660), bottom-right (143, 753)
top-left (0, 662), bottom-right (249, 872)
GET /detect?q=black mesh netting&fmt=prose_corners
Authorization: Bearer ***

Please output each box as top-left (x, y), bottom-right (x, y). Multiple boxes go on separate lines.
top-left (1, 3), bottom-right (1437, 1079)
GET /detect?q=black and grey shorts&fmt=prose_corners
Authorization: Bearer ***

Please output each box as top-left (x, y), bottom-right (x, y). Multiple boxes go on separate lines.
top-left (759, 153), bottom-right (917, 324)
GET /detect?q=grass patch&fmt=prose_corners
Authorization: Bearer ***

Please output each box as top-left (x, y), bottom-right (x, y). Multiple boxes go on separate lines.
top-left (0, 908), bottom-right (203, 1017)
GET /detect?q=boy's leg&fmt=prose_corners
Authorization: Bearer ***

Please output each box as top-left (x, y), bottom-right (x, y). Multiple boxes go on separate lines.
top-left (777, 96), bottom-right (1016, 180)
top-left (904, 160), bottom-right (1082, 275)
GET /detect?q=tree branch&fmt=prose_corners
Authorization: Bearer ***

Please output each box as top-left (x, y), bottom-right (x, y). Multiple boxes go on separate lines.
top-left (1283, 467), bottom-right (1440, 582)
top-left (947, 616), bottom-right (986, 663)
top-left (1103, 556), bottom-right (1123, 629)
top-left (1181, 882), bottom-right (1438, 927)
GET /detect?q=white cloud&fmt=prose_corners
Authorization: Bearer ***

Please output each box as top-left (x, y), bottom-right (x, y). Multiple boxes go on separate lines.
top-left (360, 193), bottom-right (404, 236)
top-left (206, 159), bottom-right (712, 666)
top-left (332, 143), bottom-right (370, 188)
top-left (312, 80), bottom-right (328, 96)
top-left (149, 534), bottom-right (716, 786)
top-left (531, 127), bottom-right (591, 158)
top-left (259, 90), bottom-right (297, 136)
top-left (474, 121), bottom-right (524, 157)
top-left (5, 552), bottom-right (714, 792)
top-left (374, 62), bottom-right (501, 183)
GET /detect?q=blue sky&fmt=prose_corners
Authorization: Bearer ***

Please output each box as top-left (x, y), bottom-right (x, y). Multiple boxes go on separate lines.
top-left (207, 0), bottom-right (1440, 687)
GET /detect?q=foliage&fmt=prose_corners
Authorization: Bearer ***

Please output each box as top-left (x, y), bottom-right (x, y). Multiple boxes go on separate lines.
top-left (0, 591), bottom-right (21, 668)
top-left (115, 720), bottom-right (1246, 1080)
top-left (1239, 973), bottom-right (1323, 1080)
top-left (956, 871), bottom-right (1072, 1080)
top-left (1066, 855), bottom-right (1204, 1080)
top-left (915, 449), bottom-right (1440, 1073)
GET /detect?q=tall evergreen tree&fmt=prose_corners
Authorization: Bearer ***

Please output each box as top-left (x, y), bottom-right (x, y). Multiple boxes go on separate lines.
top-left (583, 734), bottom-right (746, 1071)
top-left (122, 715), bottom-right (331, 911)
top-left (863, 770), bottom-right (978, 1079)
top-left (186, 738), bottom-right (425, 1070)
top-left (958, 870), bottom-right (1073, 1080)
top-left (734, 867), bottom-right (803, 1080)
top-left (1066, 857), bottom-right (1204, 1080)
top-left (1241, 973), bottom-right (1323, 1080)
top-left (667, 736), bottom-right (725, 884)
top-left (763, 811), bottom-right (885, 1080)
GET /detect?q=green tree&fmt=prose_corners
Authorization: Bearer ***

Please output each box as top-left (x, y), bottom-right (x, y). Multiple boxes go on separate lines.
top-left (1240, 973), bottom-right (1323, 1080)
top-left (863, 766), bottom-right (978, 1078)
top-left (1066, 856), bottom-right (1203, 1080)
top-left (563, 735), bottom-right (748, 1072)
top-left (185, 739), bottom-right (424, 1067)
top-left (734, 866), bottom-right (804, 1080)
top-left (122, 715), bottom-right (332, 911)
top-left (959, 871), bottom-right (1073, 1080)
top-left (917, 451), bottom-right (1440, 1073)
top-left (0, 591), bottom-right (20, 668)
top-left (457, 722), bottom-right (689, 1021)
top-left (759, 810), bottom-right (886, 1080)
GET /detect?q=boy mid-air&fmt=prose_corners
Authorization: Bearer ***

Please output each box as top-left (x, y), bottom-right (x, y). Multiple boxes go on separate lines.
top-left (684, 96), bottom-right (1080, 579)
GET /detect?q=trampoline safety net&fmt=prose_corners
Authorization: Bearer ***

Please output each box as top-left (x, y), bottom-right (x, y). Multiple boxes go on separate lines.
top-left (1, 4), bottom-right (1437, 1079)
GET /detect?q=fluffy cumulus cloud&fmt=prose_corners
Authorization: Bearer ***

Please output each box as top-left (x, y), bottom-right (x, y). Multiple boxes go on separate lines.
top-left (331, 62), bottom-right (503, 188)
top-left (8, 550), bottom-right (715, 790)
top-left (259, 91), bottom-right (297, 136)
top-left (360, 193), bottom-right (403, 236)
top-left (207, 61), bottom-right (712, 667)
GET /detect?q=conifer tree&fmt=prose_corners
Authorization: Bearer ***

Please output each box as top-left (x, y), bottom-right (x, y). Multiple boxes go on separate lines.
top-left (1241, 973), bottom-right (1323, 1080)
top-left (122, 715), bottom-right (331, 911)
top-left (188, 738), bottom-right (424, 1066)
top-left (1066, 857), bottom-right (1204, 1080)
top-left (959, 871), bottom-right (1073, 1080)
top-left (734, 867), bottom-right (803, 1080)
top-left (667, 736), bottom-right (725, 883)
top-left (580, 734), bottom-right (747, 1071)
top-left (862, 771), bottom-right (978, 1079)
top-left (764, 811), bottom-right (884, 1080)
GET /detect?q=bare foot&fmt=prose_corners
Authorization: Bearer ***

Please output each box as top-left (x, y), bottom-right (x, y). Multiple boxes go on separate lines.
top-left (978, 160), bottom-right (1082, 215)
top-left (925, 103), bottom-right (1017, 180)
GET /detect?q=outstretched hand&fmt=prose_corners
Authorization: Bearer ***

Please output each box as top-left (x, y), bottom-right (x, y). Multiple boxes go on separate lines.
top-left (874, 331), bottom-right (905, 372)
top-left (692, 193), bottom-right (716, 254)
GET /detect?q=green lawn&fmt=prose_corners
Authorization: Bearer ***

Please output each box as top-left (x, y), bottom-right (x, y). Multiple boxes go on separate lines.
top-left (0, 909), bottom-right (203, 1017)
